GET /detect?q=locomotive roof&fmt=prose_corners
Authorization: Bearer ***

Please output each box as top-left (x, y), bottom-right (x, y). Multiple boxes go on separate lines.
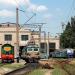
top-left (27, 44), bottom-right (39, 48)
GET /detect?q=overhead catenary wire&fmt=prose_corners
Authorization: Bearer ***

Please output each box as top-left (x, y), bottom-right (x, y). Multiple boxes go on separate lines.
top-left (13, 0), bottom-right (46, 35)
top-left (14, 0), bottom-right (36, 17)
top-left (64, 0), bottom-right (75, 24)
top-left (14, 0), bottom-right (38, 29)
top-left (19, 13), bottom-right (36, 29)
top-left (14, 0), bottom-right (30, 17)
top-left (60, 0), bottom-right (75, 34)
top-left (14, 0), bottom-right (25, 11)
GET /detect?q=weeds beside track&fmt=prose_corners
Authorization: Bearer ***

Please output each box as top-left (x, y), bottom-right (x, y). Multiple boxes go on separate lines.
top-left (5, 63), bottom-right (41, 75)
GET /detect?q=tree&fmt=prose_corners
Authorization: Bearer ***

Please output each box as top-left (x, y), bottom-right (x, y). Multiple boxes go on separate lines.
top-left (60, 22), bottom-right (72, 48)
top-left (60, 16), bottom-right (75, 48)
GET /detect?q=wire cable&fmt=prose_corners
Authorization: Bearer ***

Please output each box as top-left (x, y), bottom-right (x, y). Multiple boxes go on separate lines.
top-left (65, 0), bottom-right (75, 23)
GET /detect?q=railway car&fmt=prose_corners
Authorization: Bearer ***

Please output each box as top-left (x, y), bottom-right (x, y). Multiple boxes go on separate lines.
top-left (21, 44), bottom-right (40, 63)
top-left (73, 50), bottom-right (75, 57)
top-left (51, 50), bottom-right (67, 58)
top-left (66, 49), bottom-right (74, 58)
top-left (51, 49), bottom-right (74, 58)
top-left (1, 44), bottom-right (14, 63)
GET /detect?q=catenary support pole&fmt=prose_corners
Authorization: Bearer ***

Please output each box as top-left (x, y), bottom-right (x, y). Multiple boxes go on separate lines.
top-left (47, 32), bottom-right (50, 58)
top-left (16, 8), bottom-right (19, 63)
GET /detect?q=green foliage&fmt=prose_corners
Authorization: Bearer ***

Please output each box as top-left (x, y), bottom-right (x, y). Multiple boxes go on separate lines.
top-left (60, 16), bottom-right (75, 48)
top-left (28, 69), bottom-right (46, 75)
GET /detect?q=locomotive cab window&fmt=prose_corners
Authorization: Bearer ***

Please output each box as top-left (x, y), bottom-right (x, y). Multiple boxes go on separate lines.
top-left (5, 34), bottom-right (12, 41)
top-left (27, 48), bottom-right (33, 51)
top-left (34, 48), bottom-right (39, 51)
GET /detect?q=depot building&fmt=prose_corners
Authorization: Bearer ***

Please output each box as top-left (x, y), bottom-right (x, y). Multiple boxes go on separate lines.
top-left (0, 22), bottom-right (60, 58)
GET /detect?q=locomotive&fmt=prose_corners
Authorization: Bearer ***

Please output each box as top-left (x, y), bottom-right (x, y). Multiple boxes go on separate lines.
top-left (1, 44), bottom-right (14, 63)
top-left (21, 44), bottom-right (40, 63)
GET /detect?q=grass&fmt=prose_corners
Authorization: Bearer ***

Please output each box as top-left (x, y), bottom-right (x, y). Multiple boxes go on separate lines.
top-left (63, 64), bottom-right (75, 75)
top-left (2, 63), bottom-right (24, 69)
top-left (52, 61), bottom-right (68, 75)
top-left (27, 69), bottom-right (46, 75)
top-left (52, 59), bottom-right (75, 75)
top-left (52, 68), bottom-right (68, 75)
top-left (0, 63), bottom-right (9, 67)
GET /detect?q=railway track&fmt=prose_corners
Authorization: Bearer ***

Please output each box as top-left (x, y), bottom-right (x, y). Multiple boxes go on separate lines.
top-left (62, 64), bottom-right (75, 75)
top-left (4, 63), bottom-right (40, 75)
top-left (61, 63), bottom-right (72, 75)
top-left (56, 59), bottom-right (75, 75)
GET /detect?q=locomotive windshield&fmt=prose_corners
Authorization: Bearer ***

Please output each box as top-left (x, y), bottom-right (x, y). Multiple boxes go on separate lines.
top-left (27, 48), bottom-right (33, 51)
top-left (34, 48), bottom-right (39, 51)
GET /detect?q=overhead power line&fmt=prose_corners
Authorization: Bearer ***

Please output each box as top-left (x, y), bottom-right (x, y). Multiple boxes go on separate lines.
top-left (14, 0), bottom-right (25, 10)
top-left (65, 0), bottom-right (75, 23)
top-left (20, 13), bottom-right (36, 29)
top-left (24, 13), bottom-right (36, 24)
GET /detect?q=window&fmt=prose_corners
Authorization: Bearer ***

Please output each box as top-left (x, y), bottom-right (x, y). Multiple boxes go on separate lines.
top-left (49, 43), bottom-right (55, 52)
top-left (5, 35), bottom-right (12, 41)
top-left (40, 43), bottom-right (47, 49)
top-left (21, 35), bottom-right (28, 41)
top-left (34, 48), bottom-right (38, 51)
top-left (27, 48), bottom-right (32, 51)
top-left (49, 43), bottom-right (55, 49)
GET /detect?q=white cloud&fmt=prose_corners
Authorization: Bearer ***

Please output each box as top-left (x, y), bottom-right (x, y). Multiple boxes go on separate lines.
top-left (37, 5), bottom-right (48, 12)
top-left (24, 0), bottom-right (31, 7)
top-left (0, 0), bottom-right (26, 6)
top-left (0, 0), bottom-right (48, 13)
top-left (27, 4), bottom-right (37, 12)
top-left (0, 0), bottom-right (17, 5)
top-left (27, 4), bottom-right (48, 13)
top-left (0, 10), bottom-right (15, 17)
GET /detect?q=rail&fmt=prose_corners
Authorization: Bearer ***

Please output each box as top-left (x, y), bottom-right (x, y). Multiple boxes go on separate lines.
top-left (5, 63), bottom-right (40, 75)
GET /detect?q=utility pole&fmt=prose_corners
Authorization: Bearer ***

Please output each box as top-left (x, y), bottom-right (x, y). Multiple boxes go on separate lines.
top-left (39, 25), bottom-right (42, 52)
top-left (44, 31), bottom-right (46, 53)
top-left (47, 32), bottom-right (50, 58)
top-left (16, 8), bottom-right (19, 63)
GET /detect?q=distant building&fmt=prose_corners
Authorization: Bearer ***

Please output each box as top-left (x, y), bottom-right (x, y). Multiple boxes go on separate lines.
top-left (0, 22), bottom-right (60, 58)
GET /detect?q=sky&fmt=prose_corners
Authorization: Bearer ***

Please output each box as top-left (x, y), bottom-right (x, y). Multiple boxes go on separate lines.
top-left (0, 0), bottom-right (75, 36)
